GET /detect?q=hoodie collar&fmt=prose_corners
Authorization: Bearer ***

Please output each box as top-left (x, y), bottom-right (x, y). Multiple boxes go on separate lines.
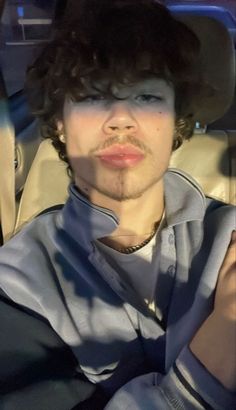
top-left (59, 169), bottom-right (206, 249)
top-left (164, 168), bottom-right (206, 226)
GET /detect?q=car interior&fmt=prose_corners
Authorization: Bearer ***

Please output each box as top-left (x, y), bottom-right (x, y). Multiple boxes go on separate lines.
top-left (0, 0), bottom-right (235, 246)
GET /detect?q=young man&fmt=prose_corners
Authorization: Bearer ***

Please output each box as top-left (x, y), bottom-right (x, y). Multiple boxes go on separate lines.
top-left (0, 0), bottom-right (235, 409)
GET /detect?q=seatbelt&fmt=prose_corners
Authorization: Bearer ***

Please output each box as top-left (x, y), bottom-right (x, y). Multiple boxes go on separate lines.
top-left (0, 72), bottom-right (16, 242)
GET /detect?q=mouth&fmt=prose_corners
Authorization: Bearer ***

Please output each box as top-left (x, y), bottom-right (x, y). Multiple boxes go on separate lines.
top-left (95, 144), bottom-right (145, 169)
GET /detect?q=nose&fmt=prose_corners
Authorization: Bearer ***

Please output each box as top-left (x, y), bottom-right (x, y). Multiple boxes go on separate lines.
top-left (103, 101), bottom-right (138, 135)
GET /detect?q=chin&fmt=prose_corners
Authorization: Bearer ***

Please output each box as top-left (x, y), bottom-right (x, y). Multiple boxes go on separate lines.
top-left (101, 190), bottom-right (144, 202)
top-left (77, 168), bottom-right (164, 202)
top-left (96, 179), bottom-right (157, 202)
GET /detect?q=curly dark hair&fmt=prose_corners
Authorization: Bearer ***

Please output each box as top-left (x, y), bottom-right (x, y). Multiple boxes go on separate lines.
top-left (26, 0), bottom-right (206, 168)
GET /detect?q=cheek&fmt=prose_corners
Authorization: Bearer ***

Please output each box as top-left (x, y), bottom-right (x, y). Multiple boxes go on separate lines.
top-left (143, 111), bottom-right (175, 140)
top-left (64, 116), bottom-right (94, 156)
top-left (147, 114), bottom-right (175, 162)
top-left (161, 118), bottom-right (175, 141)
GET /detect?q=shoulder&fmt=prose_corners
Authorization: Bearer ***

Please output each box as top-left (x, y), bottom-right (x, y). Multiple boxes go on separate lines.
top-left (0, 209), bottom-right (60, 266)
top-left (167, 168), bottom-right (235, 228)
top-left (0, 208), bottom-right (63, 314)
top-left (204, 197), bottom-right (235, 231)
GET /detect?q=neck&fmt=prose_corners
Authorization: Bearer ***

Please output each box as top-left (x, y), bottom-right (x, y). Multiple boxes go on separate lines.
top-left (76, 178), bottom-right (165, 250)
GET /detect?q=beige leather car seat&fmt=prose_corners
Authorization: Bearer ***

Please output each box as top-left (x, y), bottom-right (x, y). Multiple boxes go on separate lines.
top-left (14, 14), bottom-right (236, 234)
top-left (0, 73), bottom-right (16, 242)
top-left (170, 129), bottom-right (236, 204)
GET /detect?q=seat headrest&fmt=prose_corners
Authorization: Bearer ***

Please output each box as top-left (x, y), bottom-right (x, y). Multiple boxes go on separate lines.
top-left (175, 14), bottom-right (235, 124)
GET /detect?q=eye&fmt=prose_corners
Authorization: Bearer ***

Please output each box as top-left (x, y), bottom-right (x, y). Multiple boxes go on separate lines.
top-left (135, 94), bottom-right (163, 103)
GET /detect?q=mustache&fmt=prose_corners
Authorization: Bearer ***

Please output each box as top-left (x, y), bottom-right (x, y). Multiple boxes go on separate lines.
top-left (90, 135), bottom-right (152, 155)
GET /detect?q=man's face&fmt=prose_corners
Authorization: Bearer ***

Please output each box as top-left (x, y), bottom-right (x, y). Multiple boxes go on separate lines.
top-left (61, 77), bottom-right (175, 201)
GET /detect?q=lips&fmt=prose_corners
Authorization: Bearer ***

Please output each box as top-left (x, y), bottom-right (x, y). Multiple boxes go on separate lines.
top-left (96, 144), bottom-right (144, 156)
top-left (96, 144), bottom-right (145, 169)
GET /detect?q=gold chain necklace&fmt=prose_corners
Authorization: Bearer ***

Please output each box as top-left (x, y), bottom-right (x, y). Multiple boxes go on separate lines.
top-left (116, 222), bottom-right (158, 254)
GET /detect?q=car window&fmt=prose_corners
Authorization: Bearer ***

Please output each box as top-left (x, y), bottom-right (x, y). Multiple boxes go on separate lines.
top-left (164, 0), bottom-right (236, 45)
top-left (1, 1), bottom-right (235, 97)
top-left (0, 0), bottom-right (64, 96)
top-left (164, 0), bottom-right (236, 130)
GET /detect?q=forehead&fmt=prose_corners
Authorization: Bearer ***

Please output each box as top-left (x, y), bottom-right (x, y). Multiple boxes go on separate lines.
top-left (83, 76), bottom-right (174, 96)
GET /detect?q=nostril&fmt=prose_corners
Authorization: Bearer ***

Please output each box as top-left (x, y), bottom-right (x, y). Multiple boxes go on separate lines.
top-left (109, 125), bottom-right (134, 131)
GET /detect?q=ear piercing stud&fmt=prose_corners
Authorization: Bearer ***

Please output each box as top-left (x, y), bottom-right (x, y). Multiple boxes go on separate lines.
top-left (58, 132), bottom-right (66, 143)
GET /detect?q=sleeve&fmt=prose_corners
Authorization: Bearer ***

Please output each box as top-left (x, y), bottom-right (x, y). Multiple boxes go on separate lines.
top-left (104, 346), bottom-right (236, 410)
top-left (0, 288), bottom-right (108, 410)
